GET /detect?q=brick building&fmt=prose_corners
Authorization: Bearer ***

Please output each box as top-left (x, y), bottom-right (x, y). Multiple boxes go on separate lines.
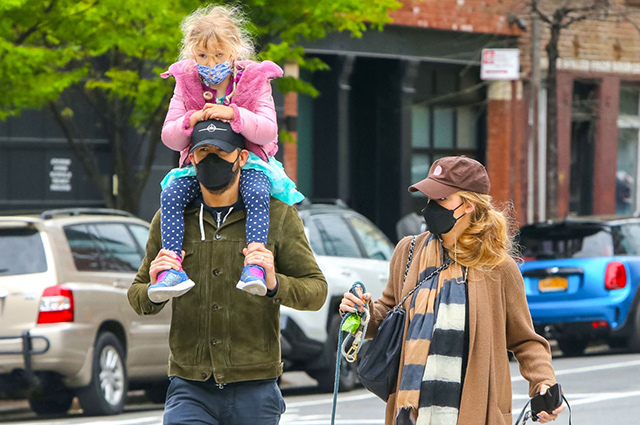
top-left (290, 0), bottom-right (640, 239)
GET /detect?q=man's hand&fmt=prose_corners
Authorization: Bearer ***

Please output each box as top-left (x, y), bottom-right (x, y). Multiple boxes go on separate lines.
top-left (149, 249), bottom-right (184, 285)
top-left (243, 243), bottom-right (276, 291)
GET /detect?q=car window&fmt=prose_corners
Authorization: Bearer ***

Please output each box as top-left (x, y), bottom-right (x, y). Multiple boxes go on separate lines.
top-left (0, 227), bottom-right (47, 276)
top-left (347, 216), bottom-right (395, 261)
top-left (65, 225), bottom-right (109, 271)
top-left (520, 224), bottom-right (613, 260)
top-left (312, 215), bottom-right (362, 258)
top-left (128, 224), bottom-right (150, 252)
top-left (93, 223), bottom-right (143, 272)
top-left (304, 219), bottom-right (327, 256)
top-left (612, 223), bottom-right (640, 255)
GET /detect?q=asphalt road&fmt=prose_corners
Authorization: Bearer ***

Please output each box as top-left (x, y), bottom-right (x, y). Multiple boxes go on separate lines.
top-left (1, 345), bottom-right (639, 425)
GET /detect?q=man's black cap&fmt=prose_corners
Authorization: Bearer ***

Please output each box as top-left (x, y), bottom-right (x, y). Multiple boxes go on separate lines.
top-left (190, 119), bottom-right (245, 153)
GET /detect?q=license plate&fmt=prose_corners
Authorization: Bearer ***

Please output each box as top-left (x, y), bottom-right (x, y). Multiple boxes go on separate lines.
top-left (539, 277), bottom-right (568, 293)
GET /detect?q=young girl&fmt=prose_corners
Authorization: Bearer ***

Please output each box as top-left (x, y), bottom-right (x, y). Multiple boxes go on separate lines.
top-left (148, 4), bottom-right (304, 303)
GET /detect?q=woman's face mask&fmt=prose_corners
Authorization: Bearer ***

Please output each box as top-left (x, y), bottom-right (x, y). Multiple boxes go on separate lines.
top-left (195, 151), bottom-right (239, 193)
top-left (421, 199), bottom-right (466, 237)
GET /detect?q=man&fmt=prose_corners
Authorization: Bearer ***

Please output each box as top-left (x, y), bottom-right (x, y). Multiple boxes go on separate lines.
top-left (128, 119), bottom-right (327, 425)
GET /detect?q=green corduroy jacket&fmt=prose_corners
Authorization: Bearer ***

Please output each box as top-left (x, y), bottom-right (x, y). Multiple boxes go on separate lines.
top-left (128, 198), bottom-right (327, 384)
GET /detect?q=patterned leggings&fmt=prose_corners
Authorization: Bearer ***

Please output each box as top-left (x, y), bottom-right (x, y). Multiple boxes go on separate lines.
top-left (160, 169), bottom-right (271, 257)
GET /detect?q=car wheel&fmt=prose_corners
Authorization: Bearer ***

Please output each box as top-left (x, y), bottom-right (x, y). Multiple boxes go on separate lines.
top-left (78, 332), bottom-right (128, 416)
top-left (309, 315), bottom-right (358, 393)
top-left (144, 380), bottom-right (169, 404)
top-left (627, 306), bottom-right (640, 352)
top-left (28, 375), bottom-right (73, 416)
top-left (557, 339), bottom-right (588, 357)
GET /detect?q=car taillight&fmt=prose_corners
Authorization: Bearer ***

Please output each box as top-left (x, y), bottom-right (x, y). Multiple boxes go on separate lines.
top-left (605, 262), bottom-right (626, 291)
top-left (37, 285), bottom-right (74, 324)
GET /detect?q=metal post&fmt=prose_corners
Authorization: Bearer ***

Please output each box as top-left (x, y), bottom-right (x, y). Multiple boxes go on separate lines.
top-left (529, 11), bottom-right (542, 223)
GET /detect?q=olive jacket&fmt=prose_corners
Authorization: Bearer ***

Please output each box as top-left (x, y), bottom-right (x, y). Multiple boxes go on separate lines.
top-left (128, 198), bottom-right (327, 384)
top-left (366, 233), bottom-right (556, 425)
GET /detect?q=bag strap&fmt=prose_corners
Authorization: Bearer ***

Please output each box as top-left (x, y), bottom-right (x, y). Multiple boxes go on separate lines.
top-left (514, 395), bottom-right (572, 425)
top-left (395, 235), bottom-right (450, 311)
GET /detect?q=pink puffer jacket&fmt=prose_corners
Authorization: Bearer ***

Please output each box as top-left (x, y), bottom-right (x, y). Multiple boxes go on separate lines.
top-left (160, 59), bottom-right (283, 165)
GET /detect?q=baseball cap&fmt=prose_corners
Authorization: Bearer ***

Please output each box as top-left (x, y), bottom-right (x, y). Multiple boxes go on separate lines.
top-left (409, 155), bottom-right (490, 198)
top-left (190, 119), bottom-right (245, 153)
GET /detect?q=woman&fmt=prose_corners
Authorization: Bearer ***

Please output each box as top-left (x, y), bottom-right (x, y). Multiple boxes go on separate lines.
top-left (340, 156), bottom-right (564, 425)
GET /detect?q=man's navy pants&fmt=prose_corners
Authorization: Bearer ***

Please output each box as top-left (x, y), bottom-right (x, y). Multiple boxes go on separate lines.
top-left (163, 376), bottom-right (286, 425)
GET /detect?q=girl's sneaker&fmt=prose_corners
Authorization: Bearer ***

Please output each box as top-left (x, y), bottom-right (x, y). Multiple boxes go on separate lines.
top-left (148, 269), bottom-right (195, 303)
top-left (236, 265), bottom-right (267, 296)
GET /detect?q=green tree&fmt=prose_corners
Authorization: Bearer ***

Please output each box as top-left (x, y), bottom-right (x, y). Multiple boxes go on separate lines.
top-left (0, 0), bottom-right (401, 214)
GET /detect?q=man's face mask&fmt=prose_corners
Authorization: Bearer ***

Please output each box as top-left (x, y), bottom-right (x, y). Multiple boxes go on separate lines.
top-left (195, 150), bottom-right (239, 193)
top-left (421, 199), bottom-right (465, 237)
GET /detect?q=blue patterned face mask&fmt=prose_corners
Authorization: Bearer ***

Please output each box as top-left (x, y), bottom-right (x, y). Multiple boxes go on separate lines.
top-left (197, 61), bottom-right (232, 86)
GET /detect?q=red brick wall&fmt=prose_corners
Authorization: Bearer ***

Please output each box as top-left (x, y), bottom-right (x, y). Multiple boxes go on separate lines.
top-left (390, 0), bottom-right (522, 35)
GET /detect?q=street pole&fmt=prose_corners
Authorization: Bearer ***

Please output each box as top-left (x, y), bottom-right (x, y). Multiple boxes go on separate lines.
top-left (530, 10), bottom-right (544, 223)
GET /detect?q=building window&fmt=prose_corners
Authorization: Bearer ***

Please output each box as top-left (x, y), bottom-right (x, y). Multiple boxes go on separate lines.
top-left (617, 85), bottom-right (640, 215)
top-left (410, 103), bottom-right (481, 210)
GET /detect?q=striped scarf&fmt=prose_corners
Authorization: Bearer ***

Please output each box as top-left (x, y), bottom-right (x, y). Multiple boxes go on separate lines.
top-left (396, 234), bottom-right (467, 425)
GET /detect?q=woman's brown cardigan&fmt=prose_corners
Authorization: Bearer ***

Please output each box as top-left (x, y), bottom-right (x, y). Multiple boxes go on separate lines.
top-left (366, 233), bottom-right (556, 425)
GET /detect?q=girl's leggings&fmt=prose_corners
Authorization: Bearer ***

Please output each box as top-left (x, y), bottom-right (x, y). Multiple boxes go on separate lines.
top-left (160, 169), bottom-right (270, 257)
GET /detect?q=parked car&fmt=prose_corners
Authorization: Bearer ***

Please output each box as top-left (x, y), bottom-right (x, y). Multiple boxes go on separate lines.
top-left (0, 209), bottom-right (171, 416)
top-left (518, 216), bottom-right (640, 356)
top-left (281, 201), bottom-right (395, 392)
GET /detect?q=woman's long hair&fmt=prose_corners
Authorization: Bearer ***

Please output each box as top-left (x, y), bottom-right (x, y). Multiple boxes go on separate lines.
top-left (448, 190), bottom-right (518, 269)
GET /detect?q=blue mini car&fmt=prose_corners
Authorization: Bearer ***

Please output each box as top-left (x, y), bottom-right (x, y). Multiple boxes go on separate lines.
top-left (518, 216), bottom-right (640, 356)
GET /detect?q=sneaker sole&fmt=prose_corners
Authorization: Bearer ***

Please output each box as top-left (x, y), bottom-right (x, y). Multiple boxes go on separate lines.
top-left (236, 281), bottom-right (267, 296)
top-left (148, 280), bottom-right (196, 303)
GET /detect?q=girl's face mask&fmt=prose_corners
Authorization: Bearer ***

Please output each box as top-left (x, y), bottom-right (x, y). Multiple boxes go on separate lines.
top-left (421, 199), bottom-right (465, 237)
top-left (197, 61), bottom-right (232, 86)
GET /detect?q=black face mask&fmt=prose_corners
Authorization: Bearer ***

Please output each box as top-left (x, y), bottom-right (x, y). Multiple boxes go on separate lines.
top-left (421, 200), bottom-right (465, 237)
top-left (194, 151), bottom-right (239, 193)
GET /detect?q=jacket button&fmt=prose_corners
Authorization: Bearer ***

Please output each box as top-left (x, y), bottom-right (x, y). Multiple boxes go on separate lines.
top-left (274, 298), bottom-right (282, 304)
top-left (201, 373), bottom-right (207, 379)
top-left (215, 234), bottom-right (221, 240)
top-left (211, 339), bottom-right (217, 346)
top-left (213, 269), bottom-right (221, 276)
top-left (212, 304), bottom-right (220, 311)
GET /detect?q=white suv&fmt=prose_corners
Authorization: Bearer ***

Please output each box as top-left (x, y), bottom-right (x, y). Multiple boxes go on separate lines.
top-left (0, 209), bottom-right (171, 416)
top-left (284, 202), bottom-right (395, 392)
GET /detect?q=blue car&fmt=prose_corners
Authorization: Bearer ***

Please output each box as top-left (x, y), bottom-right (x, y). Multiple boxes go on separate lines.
top-left (518, 216), bottom-right (640, 356)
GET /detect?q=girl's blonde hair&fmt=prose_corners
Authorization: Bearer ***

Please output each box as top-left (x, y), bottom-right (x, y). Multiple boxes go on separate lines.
top-left (448, 190), bottom-right (518, 269)
top-left (178, 4), bottom-right (255, 62)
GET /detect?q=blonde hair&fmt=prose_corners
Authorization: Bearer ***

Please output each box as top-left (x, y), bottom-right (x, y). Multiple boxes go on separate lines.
top-left (178, 4), bottom-right (255, 62)
top-left (448, 190), bottom-right (518, 269)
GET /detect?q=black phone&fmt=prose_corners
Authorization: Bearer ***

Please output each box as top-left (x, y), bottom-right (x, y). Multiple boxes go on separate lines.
top-left (531, 383), bottom-right (563, 421)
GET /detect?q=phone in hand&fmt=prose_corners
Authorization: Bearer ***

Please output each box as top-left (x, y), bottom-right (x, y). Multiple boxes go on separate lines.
top-left (531, 383), bottom-right (563, 421)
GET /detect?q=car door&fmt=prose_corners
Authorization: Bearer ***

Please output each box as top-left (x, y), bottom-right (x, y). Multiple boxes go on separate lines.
top-left (311, 213), bottom-right (391, 300)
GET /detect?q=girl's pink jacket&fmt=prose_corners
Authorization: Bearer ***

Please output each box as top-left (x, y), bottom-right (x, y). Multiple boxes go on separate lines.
top-left (160, 59), bottom-right (283, 165)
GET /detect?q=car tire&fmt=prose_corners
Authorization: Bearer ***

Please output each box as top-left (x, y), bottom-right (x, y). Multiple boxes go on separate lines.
top-left (78, 332), bottom-right (128, 416)
top-left (28, 375), bottom-right (73, 416)
top-left (144, 380), bottom-right (169, 404)
top-left (558, 339), bottom-right (588, 357)
top-left (309, 315), bottom-right (358, 393)
top-left (627, 306), bottom-right (640, 352)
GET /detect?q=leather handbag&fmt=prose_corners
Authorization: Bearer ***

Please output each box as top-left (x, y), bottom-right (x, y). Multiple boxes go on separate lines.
top-left (357, 236), bottom-right (450, 401)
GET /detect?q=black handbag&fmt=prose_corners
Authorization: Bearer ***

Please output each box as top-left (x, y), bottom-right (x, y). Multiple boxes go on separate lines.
top-left (357, 236), bottom-right (451, 401)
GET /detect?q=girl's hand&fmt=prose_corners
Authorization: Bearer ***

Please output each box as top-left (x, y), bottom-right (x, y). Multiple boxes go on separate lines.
top-left (243, 244), bottom-right (276, 291)
top-left (536, 384), bottom-right (565, 423)
top-left (339, 287), bottom-right (371, 316)
top-left (202, 104), bottom-right (235, 122)
top-left (189, 109), bottom-right (206, 127)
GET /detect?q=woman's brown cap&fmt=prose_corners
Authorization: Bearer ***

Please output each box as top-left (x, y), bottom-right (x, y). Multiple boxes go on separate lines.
top-left (409, 155), bottom-right (491, 198)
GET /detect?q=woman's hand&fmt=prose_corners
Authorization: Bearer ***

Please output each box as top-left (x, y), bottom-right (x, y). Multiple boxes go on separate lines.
top-left (536, 384), bottom-right (565, 423)
top-left (149, 249), bottom-right (185, 285)
top-left (339, 287), bottom-right (371, 316)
